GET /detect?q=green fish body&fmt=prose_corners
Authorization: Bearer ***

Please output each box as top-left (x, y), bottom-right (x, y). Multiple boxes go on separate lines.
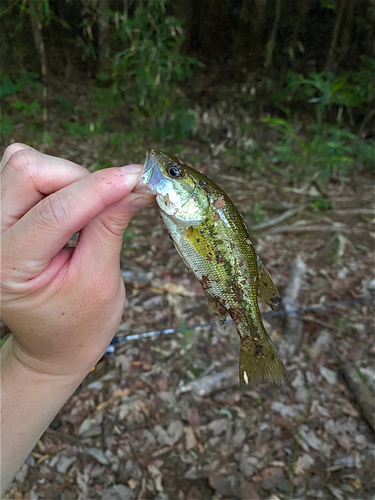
top-left (136, 148), bottom-right (287, 388)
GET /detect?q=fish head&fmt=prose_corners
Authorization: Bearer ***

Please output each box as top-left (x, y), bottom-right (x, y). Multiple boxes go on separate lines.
top-left (136, 148), bottom-right (209, 225)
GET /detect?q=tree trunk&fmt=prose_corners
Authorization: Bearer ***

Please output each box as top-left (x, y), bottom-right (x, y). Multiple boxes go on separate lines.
top-left (325, 0), bottom-right (346, 71)
top-left (249, 0), bottom-right (268, 57)
top-left (264, 0), bottom-right (281, 68)
top-left (29, 5), bottom-right (48, 78)
top-left (29, 1), bottom-right (48, 141)
top-left (340, 0), bottom-right (354, 61)
top-left (291, 0), bottom-right (309, 48)
top-left (174, 0), bottom-right (194, 54)
top-left (98, 0), bottom-right (110, 68)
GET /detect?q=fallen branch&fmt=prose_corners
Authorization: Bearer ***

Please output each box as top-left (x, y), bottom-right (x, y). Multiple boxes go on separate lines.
top-left (302, 315), bottom-right (342, 332)
top-left (269, 224), bottom-right (349, 234)
top-left (44, 429), bottom-right (86, 445)
top-left (333, 208), bottom-right (374, 215)
top-left (260, 201), bottom-right (295, 212)
top-left (250, 207), bottom-right (301, 231)
top-left (177, 365), bottom-right (238, 397)
top-left (340, 361), bottom-right (375, 433)
top-left (277, 256), bottom-right (307, 362)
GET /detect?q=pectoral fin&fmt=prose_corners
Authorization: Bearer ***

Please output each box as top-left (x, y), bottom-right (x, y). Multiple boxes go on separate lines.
top-left (257, 259), bottom-right (281, 310)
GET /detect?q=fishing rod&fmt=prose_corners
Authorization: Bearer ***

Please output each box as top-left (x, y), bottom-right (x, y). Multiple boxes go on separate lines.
top-left (106, 296), bottom-right (371, 354)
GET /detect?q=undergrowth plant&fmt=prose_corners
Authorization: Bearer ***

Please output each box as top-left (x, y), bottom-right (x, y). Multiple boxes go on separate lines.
top-left (1, 0), bottom-right (201, 147)
top-left (81, 0), bottom-right (203, 139)
top-left (0, 70), bottom-right (44, 139)
top-left (263, 118), bottom-right (373, 182)
top-left (262, 59), bottom-right (375, 182)
top-left (106, 1), bottom-right (202, 119)
top-left (272, 57), bottom-right (375, 127)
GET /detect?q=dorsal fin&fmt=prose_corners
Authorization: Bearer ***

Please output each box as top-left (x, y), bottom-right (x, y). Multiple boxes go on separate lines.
top-left (257, 258), bottom-right (281, 310)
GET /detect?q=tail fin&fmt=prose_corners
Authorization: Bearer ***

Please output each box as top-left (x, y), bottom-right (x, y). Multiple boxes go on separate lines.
top-left (239, 337), bottom-right (288, 388)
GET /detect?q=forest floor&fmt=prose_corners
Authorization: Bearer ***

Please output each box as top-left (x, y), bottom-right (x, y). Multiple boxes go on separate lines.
top-left (4, 134), bottom-right (375, 500)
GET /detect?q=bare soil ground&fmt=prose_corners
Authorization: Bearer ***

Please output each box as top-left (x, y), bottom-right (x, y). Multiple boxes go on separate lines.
top-left (4, 138), bottom-right (375, 500)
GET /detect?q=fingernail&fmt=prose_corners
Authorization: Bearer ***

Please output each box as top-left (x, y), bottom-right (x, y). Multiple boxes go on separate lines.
top-left (127, 194), bottom-right (155, 211)
top-left (120, 164), bottom-right (143, 174)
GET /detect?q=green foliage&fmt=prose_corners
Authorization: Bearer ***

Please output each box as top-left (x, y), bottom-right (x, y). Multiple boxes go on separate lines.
top-left (56, 95), bottom-right (74, 114)
top-left (263, 63), bottom-right (375, 182)
top-left (99, 0), bottom-right (202, 119)
top-left (320, 0), bottom-right (336, 9)
top-left (121, 229), bottom-right (135, 254)
top-left (12, 99), bottom-right (41, 114)
top-left (20, 0), bottom-right (70, 29)
top-left (273, 60), bottom-right (374, 127)
top-left (0, 70), bottom-right (44, 138)
top-left (150, 110), bottom-right (196, 142)
top-left (15, 1), bottom-right (202, 144)
top-left (92, 159), bottom-right (113, 171)
top-left (252, 202), bottom-right (265, 223)
top-left (311, 197), bottom-right (332, 212)
top-left (263, 118), bottom-right (373, 182)
top-left (110, 130), bottom-right (143, 148)
top-left (0, 114), bottom-right (14, 137)
top-left (0, 333), bottom-right (10, 348)
top-left (1, 75), bottom-right (21, 97)
top-left (1, 70), bottom-right (42, 97)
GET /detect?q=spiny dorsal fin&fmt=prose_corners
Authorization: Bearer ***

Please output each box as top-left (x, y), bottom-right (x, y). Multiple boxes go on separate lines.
top-left (257, 258), bottom-right (281, 310)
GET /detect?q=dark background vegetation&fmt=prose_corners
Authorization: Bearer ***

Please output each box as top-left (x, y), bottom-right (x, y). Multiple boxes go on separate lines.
top-left (1, 0), bottom-right (374, 181)
top-left (1, 1), bottom-right (375, 500)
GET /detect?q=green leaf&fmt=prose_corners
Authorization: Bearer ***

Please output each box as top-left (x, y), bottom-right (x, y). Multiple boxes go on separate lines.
top-left (320, 0), bottom-right (336, 9)
top-left (43, 132), bottom-right (53, 145)
top-left (12, 99), bottom-right (41, 114)
top-left (0, 114), bottom-right (13, 136)
top-left (96, 72), bottom-right (111, 81)
top-left (0, 75), bottom-right (21, 97)
top-left (56, 95), bottom-right (74, 112)
top-left (0, 333), bottom-right (10, 348)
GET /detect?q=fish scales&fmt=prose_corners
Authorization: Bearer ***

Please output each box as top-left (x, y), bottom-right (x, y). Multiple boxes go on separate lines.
top-left (136, 148), bottom-right (287, 388)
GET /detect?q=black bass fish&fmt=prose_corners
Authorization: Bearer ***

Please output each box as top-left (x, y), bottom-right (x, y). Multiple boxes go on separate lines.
top-left (136, 148), bottom-right (287, 388)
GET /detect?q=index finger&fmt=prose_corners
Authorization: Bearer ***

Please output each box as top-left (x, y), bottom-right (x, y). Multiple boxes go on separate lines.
top-left (1, 144), bottom-right (89, 233)
top-left (2, 165), bottom-right (142, 279)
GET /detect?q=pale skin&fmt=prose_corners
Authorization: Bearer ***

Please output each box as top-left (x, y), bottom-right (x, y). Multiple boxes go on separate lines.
top-left (0, 143), bottom-right (155, 493)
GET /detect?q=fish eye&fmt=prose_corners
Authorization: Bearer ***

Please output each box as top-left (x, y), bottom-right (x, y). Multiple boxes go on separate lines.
top-left (168, 165), bottom-right (182, 178)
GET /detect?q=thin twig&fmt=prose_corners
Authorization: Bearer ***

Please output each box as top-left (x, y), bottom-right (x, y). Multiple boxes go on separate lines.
top-left (333, 208), bottom-right (374, 215)
top-left (302, 315), bottom-right (343, 332)
top-left (108, 297), bottom-right (370, 351)
top-left (44, 429), bottom-right (86, 445)
top-left (268, 224), bottom-right (349, 234)
top-left (250, 207), bottom-right (301, 231)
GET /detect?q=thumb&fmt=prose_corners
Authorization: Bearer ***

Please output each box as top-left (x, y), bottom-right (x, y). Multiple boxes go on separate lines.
top-left (75, 189), bottom-right (155, 266)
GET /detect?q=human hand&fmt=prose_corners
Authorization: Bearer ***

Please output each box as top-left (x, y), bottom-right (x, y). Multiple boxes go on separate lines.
top-left (1, 143), bottom-right (154, 378)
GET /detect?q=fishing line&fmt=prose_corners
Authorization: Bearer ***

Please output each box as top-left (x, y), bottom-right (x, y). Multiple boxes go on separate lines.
top-left (106, 296), bottom-right (371, 353)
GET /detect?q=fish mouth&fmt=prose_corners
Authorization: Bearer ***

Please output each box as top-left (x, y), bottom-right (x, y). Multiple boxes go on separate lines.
top-left (133, 147), bottom-right (157, 194)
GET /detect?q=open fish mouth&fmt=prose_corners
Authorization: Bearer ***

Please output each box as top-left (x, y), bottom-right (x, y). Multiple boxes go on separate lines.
top-left (133, 148), bottom-right (157, 194)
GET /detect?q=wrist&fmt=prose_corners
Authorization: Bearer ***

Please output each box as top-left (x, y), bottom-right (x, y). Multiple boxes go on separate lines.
top-left (1, 335), bottom-right (90, 387)
top-left (1, 335), bottom-right (87, 494)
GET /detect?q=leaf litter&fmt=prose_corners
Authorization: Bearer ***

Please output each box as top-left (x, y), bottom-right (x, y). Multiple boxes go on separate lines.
top-left (4, 136), bottom-right (375, 500)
